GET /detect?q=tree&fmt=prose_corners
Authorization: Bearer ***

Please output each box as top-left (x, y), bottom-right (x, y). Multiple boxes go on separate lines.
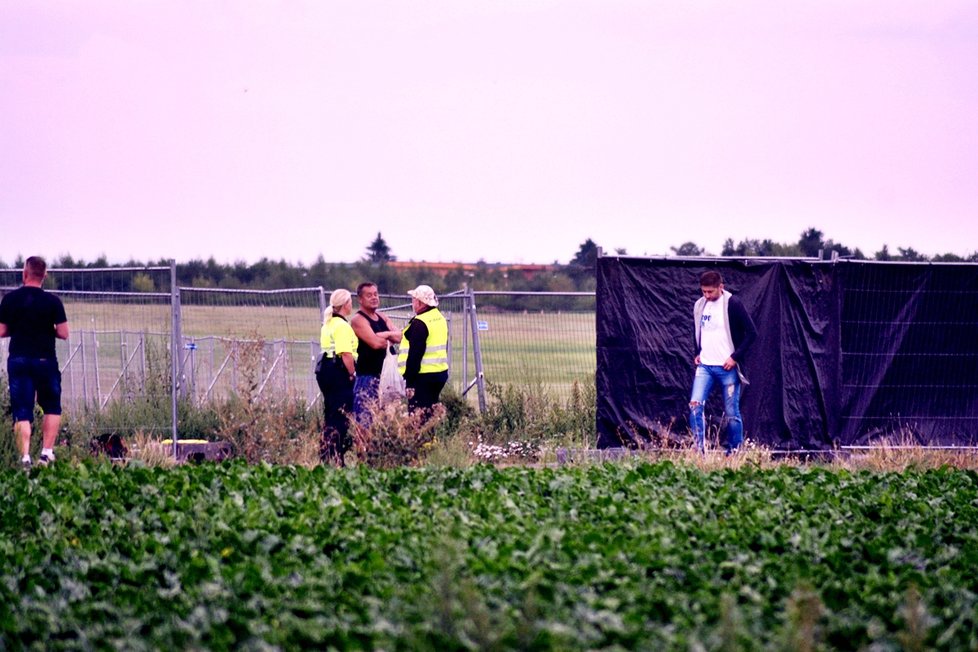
top-left (896, 247), bottom-right (927, 262)
top-left (132, 273), bottom-right (156, 292)
top-left (566, 238), bottom-right (600, 288)
top-left (364, 232), bottom-right (395, 264)
top-left (672, 241), bottom-right (706, 256)
top-left (798, 228), bottom-right (825, 258)
top-left (931, 251), bottom-right (978, 262)
top-left (570, 238), bottom-right (599, 267)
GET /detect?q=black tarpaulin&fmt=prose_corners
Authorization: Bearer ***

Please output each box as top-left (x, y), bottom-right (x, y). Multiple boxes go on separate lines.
top-left (596, 257), bottom-right (978, 449)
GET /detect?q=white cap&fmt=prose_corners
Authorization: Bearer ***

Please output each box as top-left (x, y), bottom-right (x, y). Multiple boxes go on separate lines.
top-left (407, 284), bottom-right (438, 307)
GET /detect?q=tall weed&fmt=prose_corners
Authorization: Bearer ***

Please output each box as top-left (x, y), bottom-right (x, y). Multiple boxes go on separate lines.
top-left (126, 431), bottom-right (178, 468)
top-left (352, 398), bottom-right (446, 468)
top-left (831, 431), bottom-right (978, 471)
top-left (215, 336), bottom-right (320, 466)
top-left (0, 370), bottom-right (13, 465)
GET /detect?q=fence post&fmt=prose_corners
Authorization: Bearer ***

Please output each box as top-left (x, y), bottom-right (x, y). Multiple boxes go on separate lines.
top-left (139, 331), bottom-right (146, 398)
top-left (170, 260), bottom-right (179, 456)
top-left (465, 285), bottom-right (487, 413)
top-left (80, 332), bottom-right (88, 407)
top-left (462, 284), bottom-right (469, 397)
top-left (120, 333), bottom-right (127, 397)
top-left (68, 337), bottom-right (76, 410)
top-left (93, 331), bottom-right (102, 404)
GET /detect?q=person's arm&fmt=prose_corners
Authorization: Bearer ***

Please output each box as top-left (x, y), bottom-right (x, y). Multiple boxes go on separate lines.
top-left (403, 320), bottom-right (428, 385)
top-left (380, 313), bottom-right (403, 344)
top-left (340, 352), bottom-right (356, 378)
top-left (335, 323), bottom-right (357, 379)
top-left (0, 299), bottom-right (11, 338)
top-left (728, 297), bottom-right (757, 363)
top-left (52, 299), bottom-right (68, 340)
top-left (351, 313), bottom-right (388, 350)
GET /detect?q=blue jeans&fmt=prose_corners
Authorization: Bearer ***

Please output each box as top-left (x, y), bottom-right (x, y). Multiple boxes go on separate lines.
top-left (689, 365), bottom-right (742, 453)
top-left (353, 375), bottom-right (380, 425)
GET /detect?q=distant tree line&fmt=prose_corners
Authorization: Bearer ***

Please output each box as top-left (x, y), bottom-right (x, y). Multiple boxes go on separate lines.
top-left (667, 227), bottom-right (978, 262)
top-left (1, 229), bottom-right (974, 294)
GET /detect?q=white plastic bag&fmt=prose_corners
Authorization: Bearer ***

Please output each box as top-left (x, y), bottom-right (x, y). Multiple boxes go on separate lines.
top-left (379, 345), bottom-right (406, 403)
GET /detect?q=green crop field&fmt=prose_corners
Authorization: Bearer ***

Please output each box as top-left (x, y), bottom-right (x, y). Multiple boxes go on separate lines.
top-left (2, 461), bottom-right (976, 650)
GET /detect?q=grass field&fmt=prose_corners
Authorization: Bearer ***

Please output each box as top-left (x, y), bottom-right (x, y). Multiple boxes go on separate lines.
top-left (28, 301), bottom-right (596, 408)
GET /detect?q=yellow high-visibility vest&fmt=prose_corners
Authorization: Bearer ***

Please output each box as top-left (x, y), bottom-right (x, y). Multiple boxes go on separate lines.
top-left (321, 316), bottom-right (357, 359)
top-left (398, 308), bottom-right (448, 375)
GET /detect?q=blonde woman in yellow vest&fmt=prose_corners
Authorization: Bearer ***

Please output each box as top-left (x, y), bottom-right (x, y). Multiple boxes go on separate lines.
top-left (398, 284), bottom-right (448, 415)
top-left (315, 288), bottom-right (357, 464)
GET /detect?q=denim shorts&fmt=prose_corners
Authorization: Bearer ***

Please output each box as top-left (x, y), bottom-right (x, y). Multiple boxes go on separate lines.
top-left (7, 356), bottom-right (62, 421)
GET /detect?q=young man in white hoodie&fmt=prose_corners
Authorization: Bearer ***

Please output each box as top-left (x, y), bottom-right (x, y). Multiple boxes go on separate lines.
top-left (690, 271), bottom-right (756, 454)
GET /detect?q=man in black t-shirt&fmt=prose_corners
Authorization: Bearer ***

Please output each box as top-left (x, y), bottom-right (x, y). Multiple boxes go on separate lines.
top-left (0, 257), bottom-right (70, 468)
top-left (350, 282), bottom-right (402, 424)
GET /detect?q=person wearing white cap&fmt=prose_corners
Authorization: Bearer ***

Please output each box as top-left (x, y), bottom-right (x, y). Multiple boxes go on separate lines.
top-left (315, 288), bottom-right (357, 464)
top-left (397, 285), bottom-right (449, 415)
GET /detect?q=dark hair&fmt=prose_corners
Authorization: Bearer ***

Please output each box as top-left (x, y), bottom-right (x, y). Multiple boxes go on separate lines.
top-left (699, 271), bottom-right (722, 287)
top-left (356, 282), bottom-right (377, 296)
top-left (24, 256), bottom-right (47, 280)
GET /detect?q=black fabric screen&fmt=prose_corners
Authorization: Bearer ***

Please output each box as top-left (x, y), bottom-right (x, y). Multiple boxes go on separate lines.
top-left (596, 257), bottom-right (978, 449)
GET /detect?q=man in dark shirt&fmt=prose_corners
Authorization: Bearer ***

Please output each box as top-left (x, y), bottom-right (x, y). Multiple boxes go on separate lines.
top-left (350, 282), bottom-right (401, 424)
top-left (0, 257), bottom-right (70, 468)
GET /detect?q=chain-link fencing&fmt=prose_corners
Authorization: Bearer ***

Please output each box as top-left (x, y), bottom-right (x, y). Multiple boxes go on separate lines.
top-left (2, 270), bottom-right (597, 443)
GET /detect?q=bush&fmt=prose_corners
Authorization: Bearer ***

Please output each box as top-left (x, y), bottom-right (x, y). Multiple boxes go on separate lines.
top-left (5, 358), bottom-right (596, 467)
top-left (352, 399), bottom-right (446, 468)
top-left (213, 336), bottom-right (320, 466)
top-left (447, 378), bottom-right (596, 463)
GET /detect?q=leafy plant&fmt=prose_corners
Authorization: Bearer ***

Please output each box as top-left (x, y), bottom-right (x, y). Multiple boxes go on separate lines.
top-left (3, 463), bottom-right (977, 650)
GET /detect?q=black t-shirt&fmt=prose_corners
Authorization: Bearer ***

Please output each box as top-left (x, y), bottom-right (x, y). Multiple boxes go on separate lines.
top-left (0, 286), bottom-right (67, 359)
top-left (355, 310), bottom-right (389, 376)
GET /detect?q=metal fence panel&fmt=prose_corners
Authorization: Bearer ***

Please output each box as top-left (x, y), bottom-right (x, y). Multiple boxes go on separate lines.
top-left (176, 287), bottom-right (325, 405)
top-left (379, 291), bottom-right (467, 395)
top-left (471, 292), bottom-right (595, 398)
top-left (2, 275), bottom-right (597, 436)
top-left (1, 267), bottom-right (175, 435)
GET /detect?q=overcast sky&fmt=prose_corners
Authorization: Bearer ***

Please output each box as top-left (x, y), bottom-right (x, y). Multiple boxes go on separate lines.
top-left (2, 1), bottom-right (976, 266)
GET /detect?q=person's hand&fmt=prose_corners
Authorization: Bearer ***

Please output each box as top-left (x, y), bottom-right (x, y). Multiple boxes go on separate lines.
top-left (722, 357), bottom-right (736, 371)
top-left (694, 355), bottom-right (701, 366)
